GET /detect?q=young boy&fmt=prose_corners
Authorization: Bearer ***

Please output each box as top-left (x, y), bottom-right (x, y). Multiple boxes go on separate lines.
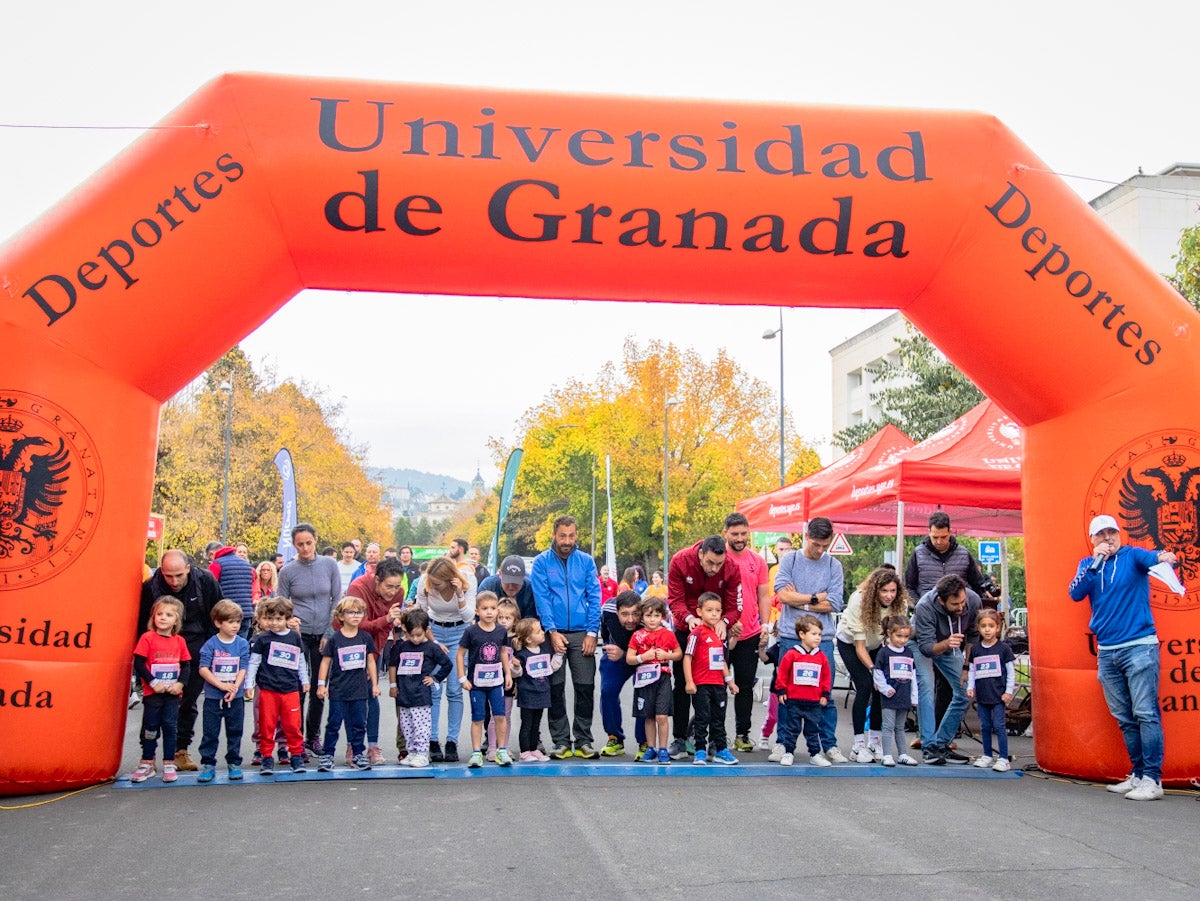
top-left (683, 592), bottom-right (739, 766)
top-left (388, 607), bottom-right (453, 768)
top-left (627, 596), bottom-right (682, 765)
top-left (775, 614), bottom-right (833, 767)
top-left (196, 600), bottom-right (251, 782)
top-left (245, 598), bottom-right (310, 775)
top-left (316, 596), bottom-right (380, 771)
top-left (457, 591), bottom-right (514, 767)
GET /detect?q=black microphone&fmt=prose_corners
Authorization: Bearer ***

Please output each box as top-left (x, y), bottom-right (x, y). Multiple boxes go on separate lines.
top-left (1089, 552), bottom-right (1106, 572)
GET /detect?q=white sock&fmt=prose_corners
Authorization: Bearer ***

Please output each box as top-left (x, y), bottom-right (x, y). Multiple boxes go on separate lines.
top-left (852, 733), bottom-right (865, 747)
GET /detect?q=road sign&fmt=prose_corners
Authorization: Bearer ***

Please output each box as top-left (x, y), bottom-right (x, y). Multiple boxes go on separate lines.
top-left (828, 532), bottom-right (853, 556)
top-left (979, 540), bottom-right (1001, 565)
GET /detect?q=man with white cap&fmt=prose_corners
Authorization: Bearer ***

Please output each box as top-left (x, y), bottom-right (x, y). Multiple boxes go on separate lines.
top-left (477, 556), bottom-right (537, 620)
top-left (1068, 513), bottom-right (1176, 801)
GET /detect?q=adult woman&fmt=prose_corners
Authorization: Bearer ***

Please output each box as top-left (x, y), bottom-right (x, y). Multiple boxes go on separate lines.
top-left (255, 561), bottom-right (279, 601)
top-left (640, 570), bottom-right (668, 600)
top-left (836, 567), bottom-right (905, 762)
top-left (414, 555), bottom-right (476, 762)
top-left (619, 566), bottom-right (640, 593)
top-left (632, 565), bottom-right (648, 596)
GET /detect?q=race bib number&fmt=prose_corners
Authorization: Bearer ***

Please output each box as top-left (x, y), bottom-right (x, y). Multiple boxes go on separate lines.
top-left (634, 664), bottom-right (661, 688)
top-left (707, 645), bottom-right (725, 671)
top-left (474, 662), bottom-right (503, 687)
top-left (792, 660), bottom-right (821, 687)
top-left (525, 654), bottom-right (551, 679)
top-left (150, 662), bottom-right (179, 683)
top-left (397, 652), bottom-right (423, 676)
top-left (973, 654), bottom-right (1001, 680)
top-left (211, 650), bottom-right (240, 683)
top-left (337, 643), bottom-right (368, 671)
top-left (268, 641), bottom-right (301, 671)
top-left (889, 656), bottom-right (914, 681)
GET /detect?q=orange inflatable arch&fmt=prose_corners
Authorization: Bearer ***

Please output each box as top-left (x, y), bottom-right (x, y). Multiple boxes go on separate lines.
top-left (2, 74), bottom-right (1198, 793)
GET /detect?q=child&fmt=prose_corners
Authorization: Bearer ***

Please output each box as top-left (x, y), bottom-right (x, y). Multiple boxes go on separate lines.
top-left (457, 591), bottom-right (513, 767)
top-left (758, 624), bottom-right (783, 757)
top-left (683, 592), bottom-right (739, 766)
top-left (245, 597), bottom-right (310, 775)
top-left (510, 617), bottom-right (563, 761)
top-left (967, 609), bottom-right (1016, 772)
top-left (775, 615), bottom-right (832, 767)
top-left (388, 607), bottom-right (452, 768)
top-left (872, 615), bottom-right (920, 767)
top-left (485, 598), bottom-right (520, 761)
top-left (316, 596), bottom-right (380, 771)
top-left (196, 600), bottom-right (251, 782)
top-left (129, 597), bottom-right (190, 784)
top-left (626, 596), bottom-right (682, 764)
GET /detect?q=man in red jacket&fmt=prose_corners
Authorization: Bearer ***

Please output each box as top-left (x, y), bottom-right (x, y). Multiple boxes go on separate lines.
top-left (666, 535), bottom-right (739, 758)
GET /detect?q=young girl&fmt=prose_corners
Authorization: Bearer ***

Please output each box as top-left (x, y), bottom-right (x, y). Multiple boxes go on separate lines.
top-left (510, 617), bottom-right (563, 761)
top-left (626, 597), bottom-right (681, 764)
top-left (388, 607), bottom-right (452, 768)
top-left (457, 591), bottom-right (513, 767)
top-left (485, 598), bottom-right (520, 761)
top-left (967, 609), bottom-right (1016, 772)
top-left (129, 597), bottom-right (190, 784)
top-left (316, 596), bottom-right (380, 771)
top-left (837, 567), bottom-right (904, 762)
top-left (872, 615), bottom-right (920, 766)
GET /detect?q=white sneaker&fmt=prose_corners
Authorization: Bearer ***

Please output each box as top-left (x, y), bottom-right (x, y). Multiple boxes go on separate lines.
top-left (1125, 778), bottom-right (1164, 801)
top-left (897, 754), bottom-right (920, 766)
top-left (811, 752), bottom-right (832, 767)
top-left (407, 754), bottom-right (430, 768)
top-left (881, 755), bottom-right (896, 767)
top-left (825, 747), bottom-right (848, 764)
top-left (973, 755), bottom-right (995, 768)
top-left (992, 758), bottom-right (1011, 773)
top-left (868, 738), bottom-right (884, 761)
top-left (1108, 774), bottom-right (1140, 794)
top-left (853, 745), bottom-right (875, 763)
top-left (850, 740), bottom-right (866, 757)
top-left (779, 752), bottom-right (794, 767)
top-left (768, 743), bottom-right (785, 762)
top-left (757, 735), bottom-right (771, 751)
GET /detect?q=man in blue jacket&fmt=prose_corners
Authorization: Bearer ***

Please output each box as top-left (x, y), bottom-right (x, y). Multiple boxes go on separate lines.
top-left (531, 515), bottom-right (602, 759)
top-left (1069, 514), bottom-right (1176, 801)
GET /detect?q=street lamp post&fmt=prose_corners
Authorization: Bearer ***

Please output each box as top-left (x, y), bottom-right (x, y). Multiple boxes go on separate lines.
top-left (219, 379), bottom-right (234, 545)
top-left (663, 396), bottom-right (679, 570)
top-left (763, 309), bottom-right (785, 486)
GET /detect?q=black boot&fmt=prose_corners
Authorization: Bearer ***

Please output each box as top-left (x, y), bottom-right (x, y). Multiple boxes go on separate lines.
top-left (429, 741), bottom-right (444, 763)
top-left (442, 740), bottom-right (459, 762)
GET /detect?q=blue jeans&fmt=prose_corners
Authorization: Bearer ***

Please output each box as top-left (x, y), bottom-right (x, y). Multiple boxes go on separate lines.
top-left (1097, 642), bottom-right (1163, 782)
top-left (430, 621), bottom-right (467, 746)
top-left (912, 642), bottom-right (969, 748)
top-left (323, 697), bottom-right (367, 756)
top-left (599, 655), bottom-right (646, 745)
top-left (776, 636), bottom-right (838, 750)
top-left (779, 698), bottom-right (823, 755)
top-left (199, 695), bottom-right (245, 765)
top-left (140, 693), bottom-right (181, 761)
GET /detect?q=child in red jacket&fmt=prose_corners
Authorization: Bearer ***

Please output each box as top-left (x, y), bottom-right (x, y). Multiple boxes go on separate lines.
top-left (775, 615), bottom-right (832, 767)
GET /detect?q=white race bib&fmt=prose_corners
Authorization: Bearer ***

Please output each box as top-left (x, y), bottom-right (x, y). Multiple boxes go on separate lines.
top-left (211, 650), bottom-right (240, 683)
top-left (889, 656), bottom-right (914, 681)
top-left (337, 643), bottom-right (368, 671)
top-left (791, 660), bottom-right (821, 687)
top-left (268, 641), bottom-right (301, 671)
top-left (397, 652), bottom-right (423, 676)
top-left (707, 645), bottom-right (725, 671)
top-left (149, 662), bottom-right (179, 683)
top-left (973, 653), bottom-right (1001, 680)
top-left (634, 664), bottom-right (661, 688)
top-left (525, 654), bottom-right (551, 679)
top-left (474, 662), bottom-right (503, 687)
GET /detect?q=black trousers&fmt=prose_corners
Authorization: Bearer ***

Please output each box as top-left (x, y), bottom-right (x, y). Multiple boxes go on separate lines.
top-left (299, 633), bottom-right (325, 743)
top-left (175, 637), bottom-right (206, 749)
top-left (728, 638), bottom-right (760, 736)
top-left (691, 683), bottom-right (729, 752)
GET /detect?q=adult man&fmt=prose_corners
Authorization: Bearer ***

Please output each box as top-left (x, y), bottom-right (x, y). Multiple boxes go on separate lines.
top-left (911, 573), bottom-right (979, 765)
top-left (336, 541), bottom-right (359, 594)
top-left (351, 542), bottom-right (381, 583)
top-left (277, 522), bottom-right (342, 755)
top-left (767, 536), bottom-right (793, 593)
top-left (478, 555), bottom-right (537, 620)
top-left (349, 556), bottom-right (408, 766)
top-left (531, 515), bottom-right (602, 759)
top-left (468, 545), bottom-right (490, 583)
top-left (598, 590), bottom-right (648, 756)
top-left (723, 512), bottom-right (770, 752)
top-left (209, 544), bottom-right (255, 637)
top-left (398, 545), bottom-right (421, 586)
top-left (666, 535), bottom-right (739, 759)
top-left (138, 549), bottom-right (222, 771)
top-left (1068, 514), bottom-right (1175, 801)
top-left (202, 540), bottom-right (223, 567)
top-left (773, 517), bottom-right (847, 763)
top-left (904, 512), bottom-right (998, 607)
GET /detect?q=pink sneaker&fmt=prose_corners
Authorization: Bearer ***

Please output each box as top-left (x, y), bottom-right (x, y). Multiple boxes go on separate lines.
top-left (519, 751), bottom-right (536, 762)
top-left (532, 749), bottom-right (551, 761)
top-left (162, 763), bottom-right (178, 783)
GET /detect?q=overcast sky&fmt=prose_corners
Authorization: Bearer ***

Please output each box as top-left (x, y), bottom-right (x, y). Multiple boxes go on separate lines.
top-left (3, 1), bottom-right (1197, 484)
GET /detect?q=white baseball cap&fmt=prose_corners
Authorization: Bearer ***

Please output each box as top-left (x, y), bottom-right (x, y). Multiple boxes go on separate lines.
top-left (1089, 514), bottom-right (1120, 535)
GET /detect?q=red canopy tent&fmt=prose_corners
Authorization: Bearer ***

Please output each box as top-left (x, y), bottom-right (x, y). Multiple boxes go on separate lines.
top-left (736, 423), bottom-right (915, 532)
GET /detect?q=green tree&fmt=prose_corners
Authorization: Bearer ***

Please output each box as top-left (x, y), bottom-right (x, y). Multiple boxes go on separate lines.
top-left (1168, 222), bottom-right (1200, 310)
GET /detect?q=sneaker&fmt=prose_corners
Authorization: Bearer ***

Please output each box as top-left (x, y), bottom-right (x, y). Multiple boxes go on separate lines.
top-left (713, 748), bottom-right (739, 766)
top-left (637, 742), bottom-right (648, 760)
top-left (162, 763), bottom-right (178, 783)
top-left (397, 753), bottom-right (409, 766)
top-left (601, 736), bottom-right (625, 757)
top-left (261, 756), bottom-right (275, 775)
top-left (173, 750), bottom-right (198, 772)
top-left (923, 748), bottom-right (946, 766)
top-left (668, 739), bottom-right (690, 760)
top-left (973, 755), bottom-right (995, 769)
top-left (825, 747), bottom-right (849, 764)
top-left (468, 751), bottom-right (484, 768)
top-left (305, 738), bottom-right (323, 757)
top-left (485, 749), bottom-right (497, 762)
top-left (685, 739), bottom-right (696, 755)
top-left (810, 752), bottom-right (832, 767)
top-left (551, 744), bottom-right (573, 760)
top-left (757, 734), bottom-right (771, 751)
top-left (429, 741), bottom-right (444, 763)
top-left (942, 747), bottom-right (970, 765)
top-left (881, 755), bottom-right (896, 767)
top-left (317, 754), bottom-right (334, 772)
top-left (407, 754), bottom-right (430, 768)
top-left (197, 764), bottom-right (216, 783)
top-left (277, 745), bottom-right (290, 763)
top-left (519, 751), bottom-right (536, 762)
top-left (252, 750), bottom-right (262, 766)
top-left (495, 749), bottom-right (513, 767)
top-left (693, 750), bottom-right (708, 766)
top-left (290, 755), bottom-right (307, 773)
top-left (898, 754), bottom-right (920, 766)
top-left (868, 738), bottom-right (885, 762)
top-left (779, 752), bottom-right (794, 767)
top-left (642, 750), bottom-right (659, 764)
top-left (442, 741), bottom-right (460, 763)
top-left (228, 765), bottom-right (243, 780)
top-left (850, 740), bottom-right (866, 758)
top-left (992, 758), bottom-right (1011, 773)
top-left (1125, 778), bottom-right (1164, 801)
top-left (657, 748), bottom-right (671, 764)
top-left (910, 738), bottom-right (923, 749)
top-left (768, 743), bottom-right (785, 763)
top-left (352, 753), bottom-right (371, 770)
top-left (127, 690), bottom-right (141, 710)
top-left (1108, 774), bottom-right (1141, 794)
top-left (129, 762), bottom-right (155, 783)
top-left (852, 745), bottom-right (875, 763)
top-left (574, 743), bottom-right (599, 759)
top-left (532, 749), bottom-right (551, 762)
top-left (368, 746), bottom-right (386, 767)
top-left (734, 734), bottom-right (755, 752)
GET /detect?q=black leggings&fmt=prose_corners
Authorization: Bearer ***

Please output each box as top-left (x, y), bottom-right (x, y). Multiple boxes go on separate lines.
top-left (519, 708), bottom-right (545, 753)
top-left (837, 639), bottom-right (882, 733)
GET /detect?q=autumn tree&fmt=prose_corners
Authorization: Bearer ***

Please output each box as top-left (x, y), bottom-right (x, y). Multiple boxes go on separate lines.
top-left (1168, 222), bottom-right (1200, 310)
top-left (153, 348), bottom-right (391, 560)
